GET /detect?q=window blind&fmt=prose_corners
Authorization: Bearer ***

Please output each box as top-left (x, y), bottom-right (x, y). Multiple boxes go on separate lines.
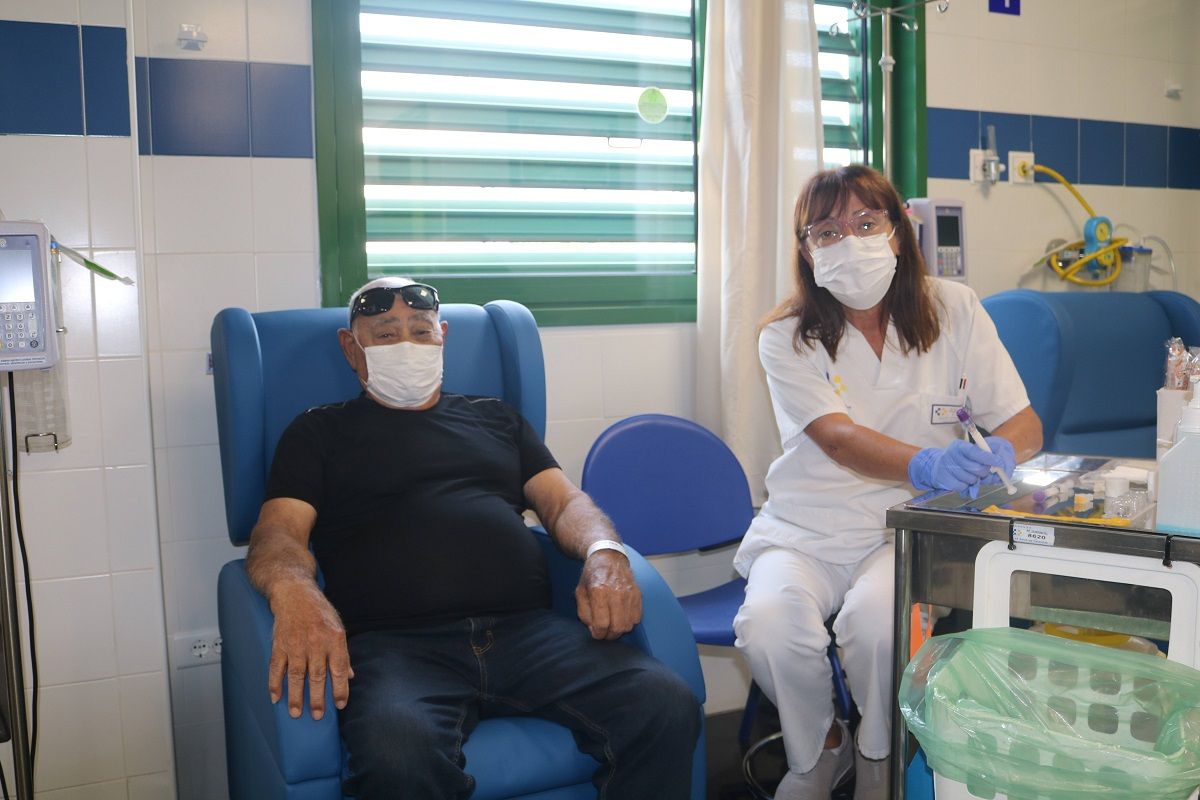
top-left (814, 0), bottom-right (866, 168)
top-left (356, 0), bottom-right (698, 322)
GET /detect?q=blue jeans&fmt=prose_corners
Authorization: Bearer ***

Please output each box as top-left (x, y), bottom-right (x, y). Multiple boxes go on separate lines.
top-left (339, 608), bottom-right (702, 799)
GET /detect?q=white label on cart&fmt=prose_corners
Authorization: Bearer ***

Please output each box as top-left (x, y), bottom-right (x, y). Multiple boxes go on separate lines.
top-left (1012, 522), bottom-right (1055, 546)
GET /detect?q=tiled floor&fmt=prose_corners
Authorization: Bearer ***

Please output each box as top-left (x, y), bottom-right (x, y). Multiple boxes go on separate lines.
top-left (705, 704), bottom-right (855, 800)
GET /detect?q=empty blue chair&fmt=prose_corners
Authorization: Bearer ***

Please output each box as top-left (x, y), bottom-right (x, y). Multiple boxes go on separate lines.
top-left (582, 414), bottom-right (851, 747)
top-left (211, 304), bottom-right (706, 800)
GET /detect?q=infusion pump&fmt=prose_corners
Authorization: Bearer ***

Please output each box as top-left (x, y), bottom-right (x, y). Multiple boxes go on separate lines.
top-left (908, 198), bottom-right (966, 283)
top-left (0, 222), bottom-right (58, 370)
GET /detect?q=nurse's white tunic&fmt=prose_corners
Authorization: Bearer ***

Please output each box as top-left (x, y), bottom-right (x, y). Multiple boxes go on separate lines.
top-left (732, 278), bottom-right (1030, 774)
top-left (735, 278), bottom-right (1030, 572)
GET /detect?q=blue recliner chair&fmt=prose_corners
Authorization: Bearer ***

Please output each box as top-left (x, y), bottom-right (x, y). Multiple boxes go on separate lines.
top-left (210, 301), bottom-right (706, 800)
top-left (983, 289), bottom-right (1200, 457)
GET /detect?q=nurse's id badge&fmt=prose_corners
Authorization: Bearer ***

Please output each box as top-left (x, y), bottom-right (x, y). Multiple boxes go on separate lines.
top-left (930, 403), bottom-right (960, 424)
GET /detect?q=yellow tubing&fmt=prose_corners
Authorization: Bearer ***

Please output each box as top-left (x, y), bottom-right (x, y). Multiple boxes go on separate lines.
top-left (1019, 162), bottom-right (1125, 286)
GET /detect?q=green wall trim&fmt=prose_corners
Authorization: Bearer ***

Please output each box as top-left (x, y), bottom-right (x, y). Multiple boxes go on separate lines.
top-left (862, 0), bottom-right (926, 199)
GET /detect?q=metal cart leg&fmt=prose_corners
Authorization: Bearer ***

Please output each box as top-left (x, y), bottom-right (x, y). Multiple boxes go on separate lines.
top-left (892, 528), bottom-right (913, 800)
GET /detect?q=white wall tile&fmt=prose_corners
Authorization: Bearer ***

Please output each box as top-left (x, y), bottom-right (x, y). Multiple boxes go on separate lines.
top-left (1174, 61), bottom-right (1200, 128)
top-left (252, 158), bottom-right (317, 252)
top-left (147, 350), bottom-right (167, 442)
top-left (36, 679), bottom-right (126, 790)
top-left (1027, 44), bottom-right (1082, 120)
top-left (144, 0), bottom-right (249, 60)
top-left (544, 418), bottom-right (608, 486)
top-left (169, 661), bottom-right (223, 727)
top-left (98, 357), bottom-right (154, 465)
top-left (1074, 51), bottom-right (1131, 122)
top-left (697, 645), bottom-right (752, 715)
top-left (80, 0), bottom-right (128, 27)
top-left (173, 720), bottom-right (228, 800)
top-left (163, 445), bottom-right (226, 542)
top-left (159, 351), bottom-right (218, 446)
top-left (36, 779), bottom-right (128, 800)
top-left (153, 446), bottom-right (175, 543)
top-left (1169, 0), bottom-right (1200, 65)
top-left (105, 465), bottom-right (161, 572)
top-left (113, 571), bottom-right (169, 675)
top-left (0, 137), bottom-right (89, 247)
top-left (924, 33), bottom-right (978, 111)
top-left (19, 468), bottom-right (111, 579)
top-left (255, 252), bottom-right (319, 311)
top-left (0, 0), bottom-right (77, 23)
top-left (1125, 0), bottom-right (1174, 61)
top-left (59, 261), bottom-right (97, 360)
top-left (541, 329), bottom-right (605, 421)
top-left (151, 158), bottom-right (254, 255)
top-left (138, 157), bottom-right (157, 254)
top-left (120, 672), bottom-right (174, 775)
top-left (164, 537), bottom-right (243, 633)
top-left (923, 0), bottom-right (980, 38)
top-left (248, 0), bottom-right (313, 64)
top-left (19, 359), bottom-right (104, 472)
top-left (87, 138), bottom-right (138, 249)
top-left (128, 772), bottom-right (177, 800)
top-left (974, 39), bottom-right (1032, 115)
top-left (93, 250), bottom-right (143, 357)
top-left (1021, 0), bottom-right (1081, 49)
top-left (1125, 57), bottom-right (1176, 127)
top-left (30, 576), bottom-right (118, 684)
top-left (156, 253), bottom-right (256, 351)
top-left (143, 254), bottom-right (163, 353)
top-left (599, 326), bottom-right (695, 419)
top-left (1168, 190), bottom-right (1200, 254)
top-left (1074, 0), bottom-right (1127, 57)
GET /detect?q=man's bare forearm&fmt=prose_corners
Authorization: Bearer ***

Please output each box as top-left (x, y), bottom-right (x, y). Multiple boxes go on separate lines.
top-left (546, 488), bottom-right (621, 560)
top-left (246, 524), bottom-right (320, 606)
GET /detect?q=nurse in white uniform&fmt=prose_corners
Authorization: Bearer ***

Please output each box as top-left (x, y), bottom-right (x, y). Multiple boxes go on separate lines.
top-left (733, 166), bottom-right (1042, 800)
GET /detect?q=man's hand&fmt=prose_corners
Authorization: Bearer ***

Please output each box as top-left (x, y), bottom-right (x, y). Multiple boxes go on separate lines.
top-left (268, 582), bottom-right (354, 720)
top-left (575, 551), bottom-right (643, 640)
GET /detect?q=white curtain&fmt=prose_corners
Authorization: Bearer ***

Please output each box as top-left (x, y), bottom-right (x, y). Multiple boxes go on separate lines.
top-left (695, 0), bottom-right (825, 502)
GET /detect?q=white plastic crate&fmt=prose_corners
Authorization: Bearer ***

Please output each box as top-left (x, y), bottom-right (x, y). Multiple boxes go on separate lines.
top-left (930, 541), bottom-right (1200, 800)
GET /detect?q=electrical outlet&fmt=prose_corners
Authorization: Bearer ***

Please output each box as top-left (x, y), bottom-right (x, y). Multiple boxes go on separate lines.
top-left (172, 629), bottom-right (222, 669)
top-left (968, 148), bottom-right (987, 183)
top-left (1010, 151), bottom-right (1035, 184)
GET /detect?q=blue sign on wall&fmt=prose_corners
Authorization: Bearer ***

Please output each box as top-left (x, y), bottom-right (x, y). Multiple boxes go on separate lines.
top-left (988, 0), bottom-right (1020, 14)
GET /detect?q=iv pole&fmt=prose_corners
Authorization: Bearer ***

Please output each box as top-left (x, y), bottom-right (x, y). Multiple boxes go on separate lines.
top-left (832, 0), bottom-right (952, 180)
top-left (0, 375), bottom-right (33, 799)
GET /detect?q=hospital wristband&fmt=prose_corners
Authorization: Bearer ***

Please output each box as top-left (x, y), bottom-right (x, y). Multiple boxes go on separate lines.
top-left (585, 539), bottom-right (628, 560)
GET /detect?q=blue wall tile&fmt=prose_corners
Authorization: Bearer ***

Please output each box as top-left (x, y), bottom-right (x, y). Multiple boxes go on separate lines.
top-left (249, 63), bottom-right (314, 158)
top-left (82, 26), bottom-right (130, 137)
top-left (135, 57), bottom-right (151, 155)
top-left (1169, 127), bottom-right (1200, 190)
top-left (148, 58), bottom-right (250, 156)
top-left (1031, 115), bottom-right (1078, 184)
top-left (927, 107), bottom-right (979, 179)
top-left (0, 21), bottom-right (83, 135)
top-left (1078, 119), bottom-right (1123, 185)
top-left (1124, 123), bottom-right (1169, 187)
top-left (980, 111), bottom-right (1030, 169)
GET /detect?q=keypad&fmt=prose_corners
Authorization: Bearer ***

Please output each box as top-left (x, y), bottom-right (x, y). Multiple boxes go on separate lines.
top-left (0, 303), bottom-right (40, 349)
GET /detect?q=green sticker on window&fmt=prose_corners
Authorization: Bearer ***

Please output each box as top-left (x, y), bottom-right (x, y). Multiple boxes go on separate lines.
top-left (637, 87), bottom-right (668, 124)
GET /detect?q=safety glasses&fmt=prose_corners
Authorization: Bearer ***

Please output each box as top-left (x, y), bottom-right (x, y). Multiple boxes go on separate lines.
top-left (802, 209), bottom-right (892, 250)
top-left (351, 284), bottom-right (440, 322)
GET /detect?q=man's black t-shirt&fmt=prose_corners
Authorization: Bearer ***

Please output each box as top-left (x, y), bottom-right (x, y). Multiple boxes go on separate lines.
top-left (265, 393), bottom-right (559, 635)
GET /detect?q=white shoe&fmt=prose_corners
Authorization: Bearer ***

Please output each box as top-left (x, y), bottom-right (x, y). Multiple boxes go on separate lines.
top-left (773, 719), bottom-right (854, 800)
top-left (852, 749), bottom-right (889, 800)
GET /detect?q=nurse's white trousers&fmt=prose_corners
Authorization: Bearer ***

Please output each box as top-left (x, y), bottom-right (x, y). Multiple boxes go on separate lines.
top-left (733, 544), bottom-right (894, 773)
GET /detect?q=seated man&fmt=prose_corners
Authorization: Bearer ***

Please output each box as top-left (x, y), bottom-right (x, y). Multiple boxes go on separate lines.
top-left (245, 277), bottom-right (701, 799)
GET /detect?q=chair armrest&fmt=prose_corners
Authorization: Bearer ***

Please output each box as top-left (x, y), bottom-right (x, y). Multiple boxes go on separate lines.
top-left (218, 560), bottom-right (342, 783)
top-left (534, 528), bottom-right (706, 703)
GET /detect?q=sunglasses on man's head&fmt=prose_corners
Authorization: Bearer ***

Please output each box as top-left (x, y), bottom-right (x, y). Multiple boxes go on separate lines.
top-left (351, 284), bottom-right (440, 322)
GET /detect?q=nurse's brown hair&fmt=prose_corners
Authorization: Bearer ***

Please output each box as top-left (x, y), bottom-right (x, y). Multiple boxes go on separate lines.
top-left (764, 165), bottom-right (940, 360)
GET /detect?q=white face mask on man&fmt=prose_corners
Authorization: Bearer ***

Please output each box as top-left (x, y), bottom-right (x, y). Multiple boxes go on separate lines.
top-left (810, 231), bottom-right (898, 310)
top-left (357, 339), bottom-right (444, 409)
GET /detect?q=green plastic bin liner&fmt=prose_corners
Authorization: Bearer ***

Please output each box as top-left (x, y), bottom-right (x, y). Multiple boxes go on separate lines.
top-left (899, 627), bottom-right (1200, 799)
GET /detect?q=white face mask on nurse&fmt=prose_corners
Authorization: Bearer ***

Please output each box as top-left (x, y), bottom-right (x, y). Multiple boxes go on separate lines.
top-left (805, 207), bottom-right (899, 311)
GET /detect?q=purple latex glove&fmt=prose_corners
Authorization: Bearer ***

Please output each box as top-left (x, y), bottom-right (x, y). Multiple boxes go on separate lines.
top-left (908, 438), bottom-right (1002, 496)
